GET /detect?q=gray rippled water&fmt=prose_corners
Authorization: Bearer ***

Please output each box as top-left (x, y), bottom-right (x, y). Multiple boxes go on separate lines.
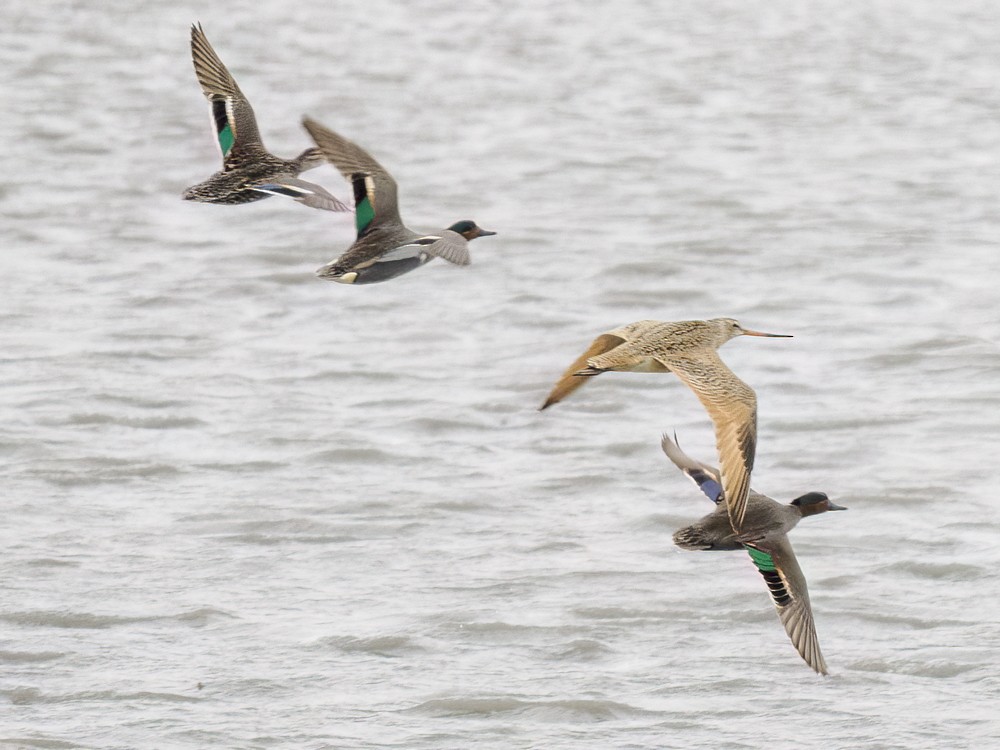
top-left (3, 0), bottom-right (1000, 748)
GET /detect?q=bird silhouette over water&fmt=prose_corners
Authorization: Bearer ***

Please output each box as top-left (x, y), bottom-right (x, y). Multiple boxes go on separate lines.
top-left (541, 318), bottom-right (791, 531)
top-left (662, 433), bottom-right (845, 675)
top-left (183, 24), bottom-right (348, 212)
top-left (302, 116), bottom-right (495, 285)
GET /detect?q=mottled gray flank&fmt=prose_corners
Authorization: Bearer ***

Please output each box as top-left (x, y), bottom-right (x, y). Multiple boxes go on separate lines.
top-left (2, 0), bottom-right (1000, 748)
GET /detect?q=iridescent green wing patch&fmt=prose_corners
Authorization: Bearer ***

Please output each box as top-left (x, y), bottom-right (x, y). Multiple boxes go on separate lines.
top-left (218, 124), bottom-right (235, 157)
top-left (352, 173), bottom-right (375, 237)
top-left (746, 546), bottom-right (775, 572)
top-left (746, 545), bottom-right (791, 607)
top-left (212, 100), bottom-right (235, 158)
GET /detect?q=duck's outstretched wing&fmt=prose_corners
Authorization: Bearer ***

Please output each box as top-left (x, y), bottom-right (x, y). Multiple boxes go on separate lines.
top-left (302, 117), bottom-right (402, 234)
top-left (190, 24), bottom-right (264, 164)
top-left (745, 538), bottom-right (829, 675)
top-left (368, 233), bottom-right (471, 266)
top-left (660, 433), bottom-right (723, 505)
top-left (250, 176), bottom-right (350, 211)
top-left (413, 232), bottom-right (471, 265)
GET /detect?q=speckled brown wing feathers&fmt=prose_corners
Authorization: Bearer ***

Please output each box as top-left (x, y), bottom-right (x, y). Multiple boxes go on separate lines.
top-left (190, 24), bottom-right (264, 160)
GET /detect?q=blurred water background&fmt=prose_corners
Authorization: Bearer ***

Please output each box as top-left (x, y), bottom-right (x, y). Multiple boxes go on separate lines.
top-left (2, 0), bottom-right (999, 747)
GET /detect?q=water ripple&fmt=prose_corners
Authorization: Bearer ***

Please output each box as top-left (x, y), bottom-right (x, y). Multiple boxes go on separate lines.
top-left (405, 696), bottom-right (653, 722)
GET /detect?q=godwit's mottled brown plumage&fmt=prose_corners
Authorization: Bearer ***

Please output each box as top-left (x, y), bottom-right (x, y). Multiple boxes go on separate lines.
top-left (661, 433), bottom-right (845, 675)
top-left (183, 24), bottom-right (348, 211)
top-left (540, 318), bottom-right (791, 531)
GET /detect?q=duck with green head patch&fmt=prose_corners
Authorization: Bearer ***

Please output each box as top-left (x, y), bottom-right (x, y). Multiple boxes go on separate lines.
top-left (182, 24), bottom-right (349, 212)
top-left (661, 433), bottom-right (846, 675)
top-left (302, 117), bottom-right (496, 285)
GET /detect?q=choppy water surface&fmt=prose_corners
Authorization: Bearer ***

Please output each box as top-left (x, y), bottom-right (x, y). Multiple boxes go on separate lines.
top-left (3, 0), bottom-right (1000, 747)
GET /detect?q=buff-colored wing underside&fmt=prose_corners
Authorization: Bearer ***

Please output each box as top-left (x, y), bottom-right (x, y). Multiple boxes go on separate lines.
top-left (539, 334), bottom-right (626, 410)
top-left (748, 538), bottom-right (828, 675)
top-left (657, 352), bottom-right (757, 531)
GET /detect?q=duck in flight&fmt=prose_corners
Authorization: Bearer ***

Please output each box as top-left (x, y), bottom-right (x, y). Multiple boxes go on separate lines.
top-left (302, 117), bottom-right (495, 285)
top-left (662, 433), bottom-right (845, 675)
top-left (183, 24), bottom-right (348, 212)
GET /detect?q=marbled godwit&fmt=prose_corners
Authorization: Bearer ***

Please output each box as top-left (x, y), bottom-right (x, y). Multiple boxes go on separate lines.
top-left (540, 318), bottom-right (790, 530)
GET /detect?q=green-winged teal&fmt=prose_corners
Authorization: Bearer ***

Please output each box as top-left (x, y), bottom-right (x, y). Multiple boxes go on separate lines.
top-left (540, 318), bottom-right (791, 531)
top-left (662, 433), bottom-right (845, 675)
top-left (302, 117), bottom-right (495, 285)
top-left (183, 24), bottom-right (348, 212)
